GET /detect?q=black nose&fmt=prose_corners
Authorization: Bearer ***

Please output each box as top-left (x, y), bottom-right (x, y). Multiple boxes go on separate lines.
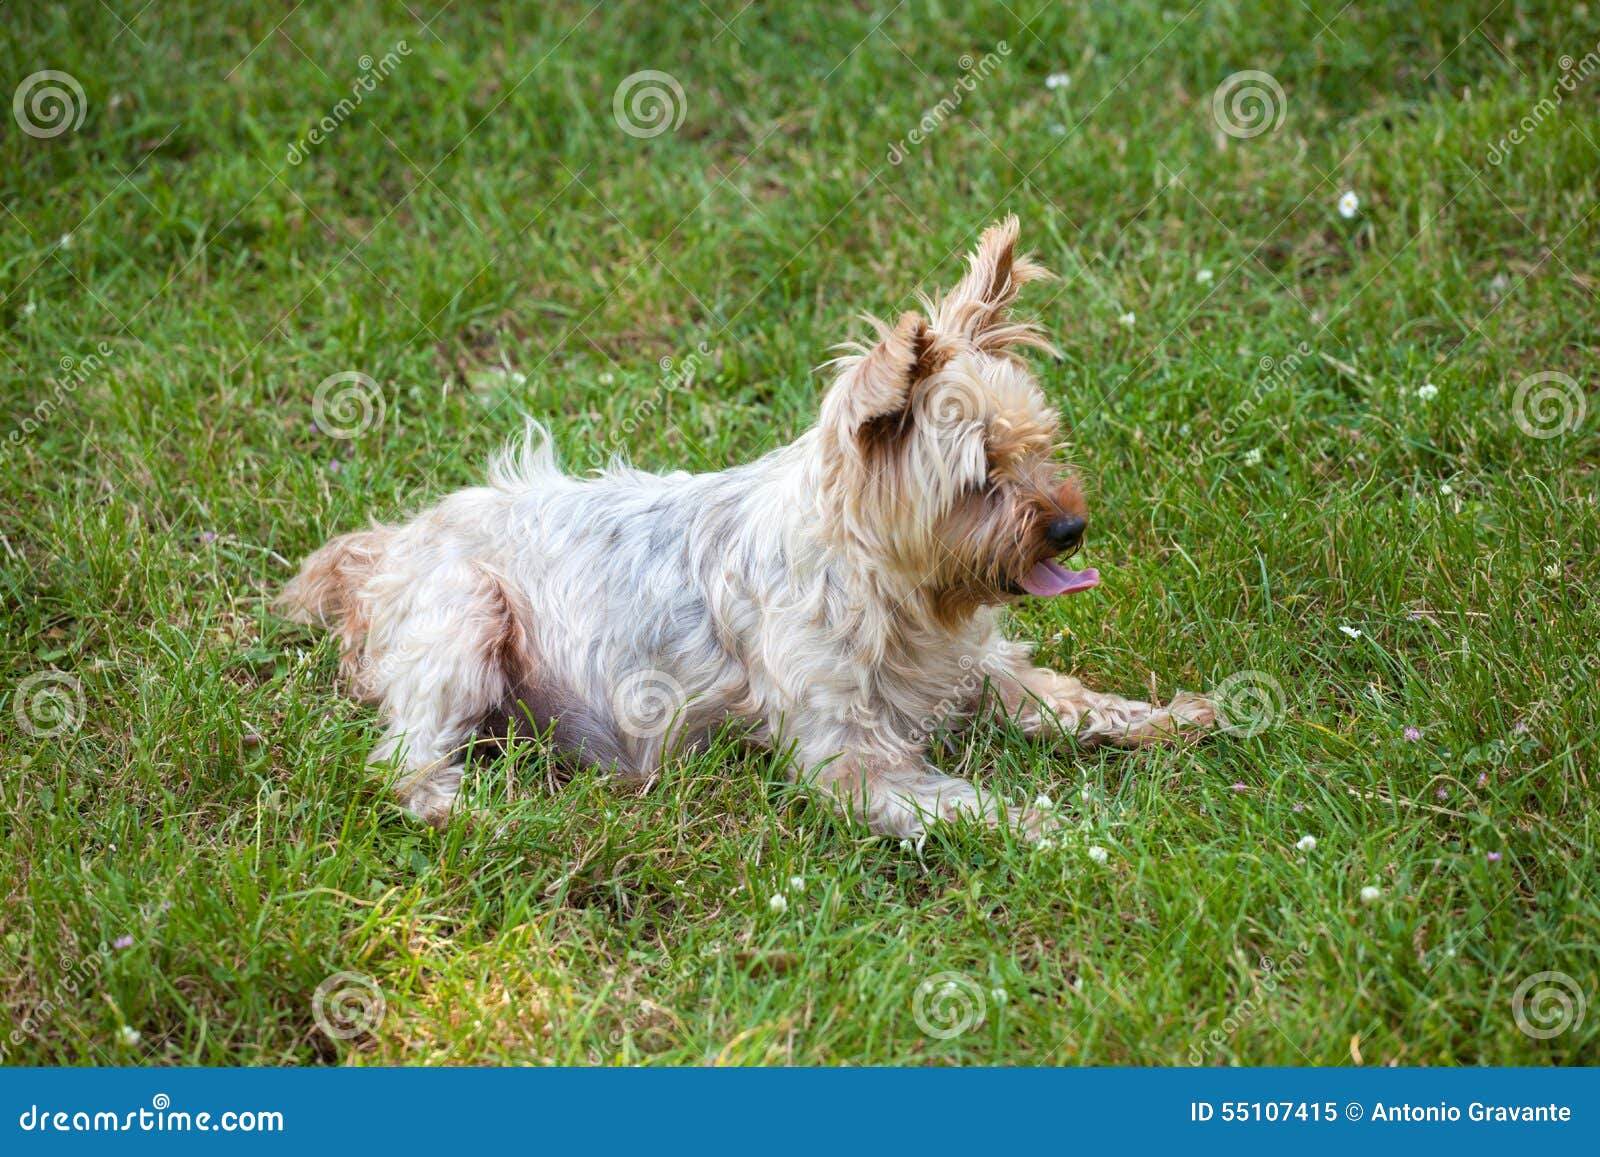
top-left (1046, 515), bottom-right (1086, 552)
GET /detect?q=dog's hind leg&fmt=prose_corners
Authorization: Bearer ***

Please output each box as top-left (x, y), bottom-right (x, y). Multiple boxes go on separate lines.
top-left (993, 666), bottom-right (1215, 747)
top-left (361, 560), bottom-right (534, 828)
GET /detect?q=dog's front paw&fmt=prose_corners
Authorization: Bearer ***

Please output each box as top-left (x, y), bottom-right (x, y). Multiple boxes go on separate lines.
top-left (1165, 690), bottom-right (1217, 731)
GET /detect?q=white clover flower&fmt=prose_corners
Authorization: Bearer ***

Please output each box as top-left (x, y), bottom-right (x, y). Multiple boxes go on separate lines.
top-left (1359, 885), bottom-right (1382, 904)
top-left (1034, 793), bottom-right (1053, 811)
top-left (1296, 835), bottom-right (1318, 852)
top-left (1440, 482), bottom-right (1454, 495)
top-left (899, 839), bottom-right (914, 852)
top-left (768, 893), bottom-right (788, 914)
top-left (599, 371), bottom-right (615, 385)
top-left (1117, 311), bottom-right (1136, 328)
top-left (787, 875), bottom-right (806, 892)
top-left (1545, 562), bottom-right (1562, 578)
top-left (1243, 447), bottom-right (1264, 466)
top-left (58, 232), bottom-right (73, 248)
top-left (1195, 268), bottom-right (1214, 284)
top-left (1339, 625), bottom-right (1362, 639)
top-left (1045, 72), bottom-right (1071, 90)
top-left (1338, 191), bottom-right (1360, 218)
top-left (117, 1026), bottom-right (141, 1046)
top-left (1417, 382), bottom-right (1438, 400)
top-left (20, 301), bottom-right (37, 318)
top-left (1087, 845), bottom-right (1109, 864)
top-left (990, 986), bottom-right (1010, 1004)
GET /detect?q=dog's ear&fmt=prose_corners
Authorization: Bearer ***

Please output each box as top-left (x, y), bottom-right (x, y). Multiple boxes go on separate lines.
top-left (932, 215), bottom-right (1056, 353)
top-left (823, 310), bottom-right (940, 451)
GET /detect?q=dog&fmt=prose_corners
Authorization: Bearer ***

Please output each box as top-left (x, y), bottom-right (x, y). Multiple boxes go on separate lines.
top-left (278, 217), bottom-right (1216, 839)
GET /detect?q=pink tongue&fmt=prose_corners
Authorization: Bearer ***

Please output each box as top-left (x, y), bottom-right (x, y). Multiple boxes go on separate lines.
top-left (1020, 560), bottom-right (1100, 597)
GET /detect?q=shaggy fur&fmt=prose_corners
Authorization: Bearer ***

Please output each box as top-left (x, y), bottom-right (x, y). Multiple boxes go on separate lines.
top-left (279, 218), bottom-right (1216, 837)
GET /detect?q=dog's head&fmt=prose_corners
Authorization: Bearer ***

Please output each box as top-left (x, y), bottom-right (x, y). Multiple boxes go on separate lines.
top-left (818, 216), bottom-right (1094, 618)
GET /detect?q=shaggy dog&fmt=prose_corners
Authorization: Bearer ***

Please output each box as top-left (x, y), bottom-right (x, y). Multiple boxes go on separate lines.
top-left (280, 218), bottom-right (1215, 838)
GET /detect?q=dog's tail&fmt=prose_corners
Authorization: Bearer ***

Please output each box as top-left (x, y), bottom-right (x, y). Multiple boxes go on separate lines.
top-left (488, 419), bottom-right (562, 491)
top-left (275, 526), bottom-right (393, 630)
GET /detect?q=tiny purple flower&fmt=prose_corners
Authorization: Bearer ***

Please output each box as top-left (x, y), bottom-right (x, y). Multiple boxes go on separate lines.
top-left (113, 935), bottom-right (133, 950)
top-left (1230, 782), bottom-right (1248, 793)
top-left (1486, 852), bottom-right (1503, 862)
top-left (1435, 787), bottom-right (1448, 800)
top-left (1476, 773), bottom-right (1489, 787)
top-left (1292, 803), bottom-right (1307, 812)
top-left (200, 531), bottom-right (216, 544)
top-left (328, 459), bottom-right (342, 473)
top-left (1403, 726), bottom-right (1422, 741)
top-left (1512, 721), bottom-right (1529, 735)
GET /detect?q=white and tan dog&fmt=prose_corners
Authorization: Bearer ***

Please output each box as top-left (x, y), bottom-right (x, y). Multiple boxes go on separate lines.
top-left (280, 218), bottom-right (1215, 838)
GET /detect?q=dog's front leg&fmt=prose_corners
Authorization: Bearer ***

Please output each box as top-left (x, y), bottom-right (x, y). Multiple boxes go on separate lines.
top-left (994, 666), bottom-right (1215, 747)
top-left (801, 748), bottom-right (1048, 841)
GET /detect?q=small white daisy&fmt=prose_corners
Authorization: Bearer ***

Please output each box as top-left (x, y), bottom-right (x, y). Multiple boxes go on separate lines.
top-left (1243, 447), bottom-right (1264, 466)
top-left (117, 1026), bottom-right (141, 1046)
top-left (1087, 845), bottom-right (1109, 864)
top-left (1417, 382), bottom-right (1438, 401)
top-left (787, 875), bottom-right (806, 892)
top-left (1117, 311), bottom-right (1136, 328)
top-left (1545, 562), bottom-right (1562, 578)
top-left (1195, 268), bottom-right (1214, 285)
top-left (1296, 835), bottom-right (1318, 852)
top-left (1439, 482), bottom-right (1453, 495)
top-left (1339, 625), bottom-right (1362, 639)
top-left (1045, 72), bottom-right (1071, 90)
top-left (768, 893), bottom-right (788, 914)
top-left (1359, 885), bottom-right (1382, 904)
top-left (599, 371), bottom-right (615, 384)
top-left (1338, 191), bottom-right (1360, 219)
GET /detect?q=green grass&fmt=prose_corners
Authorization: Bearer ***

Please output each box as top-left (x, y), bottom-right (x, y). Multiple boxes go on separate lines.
top-left (3, 0), bottom-right (1598, 1066)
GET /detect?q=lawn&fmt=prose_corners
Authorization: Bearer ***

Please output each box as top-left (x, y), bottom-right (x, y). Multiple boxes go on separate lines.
top-left (2, 0), bottom-right (1597, 1066)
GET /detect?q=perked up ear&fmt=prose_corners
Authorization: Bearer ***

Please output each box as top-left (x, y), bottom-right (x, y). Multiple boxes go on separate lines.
top-left (930, 214), bottom-right (1057, 354)
top-left (822, 310), bottom-right (940, 451)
